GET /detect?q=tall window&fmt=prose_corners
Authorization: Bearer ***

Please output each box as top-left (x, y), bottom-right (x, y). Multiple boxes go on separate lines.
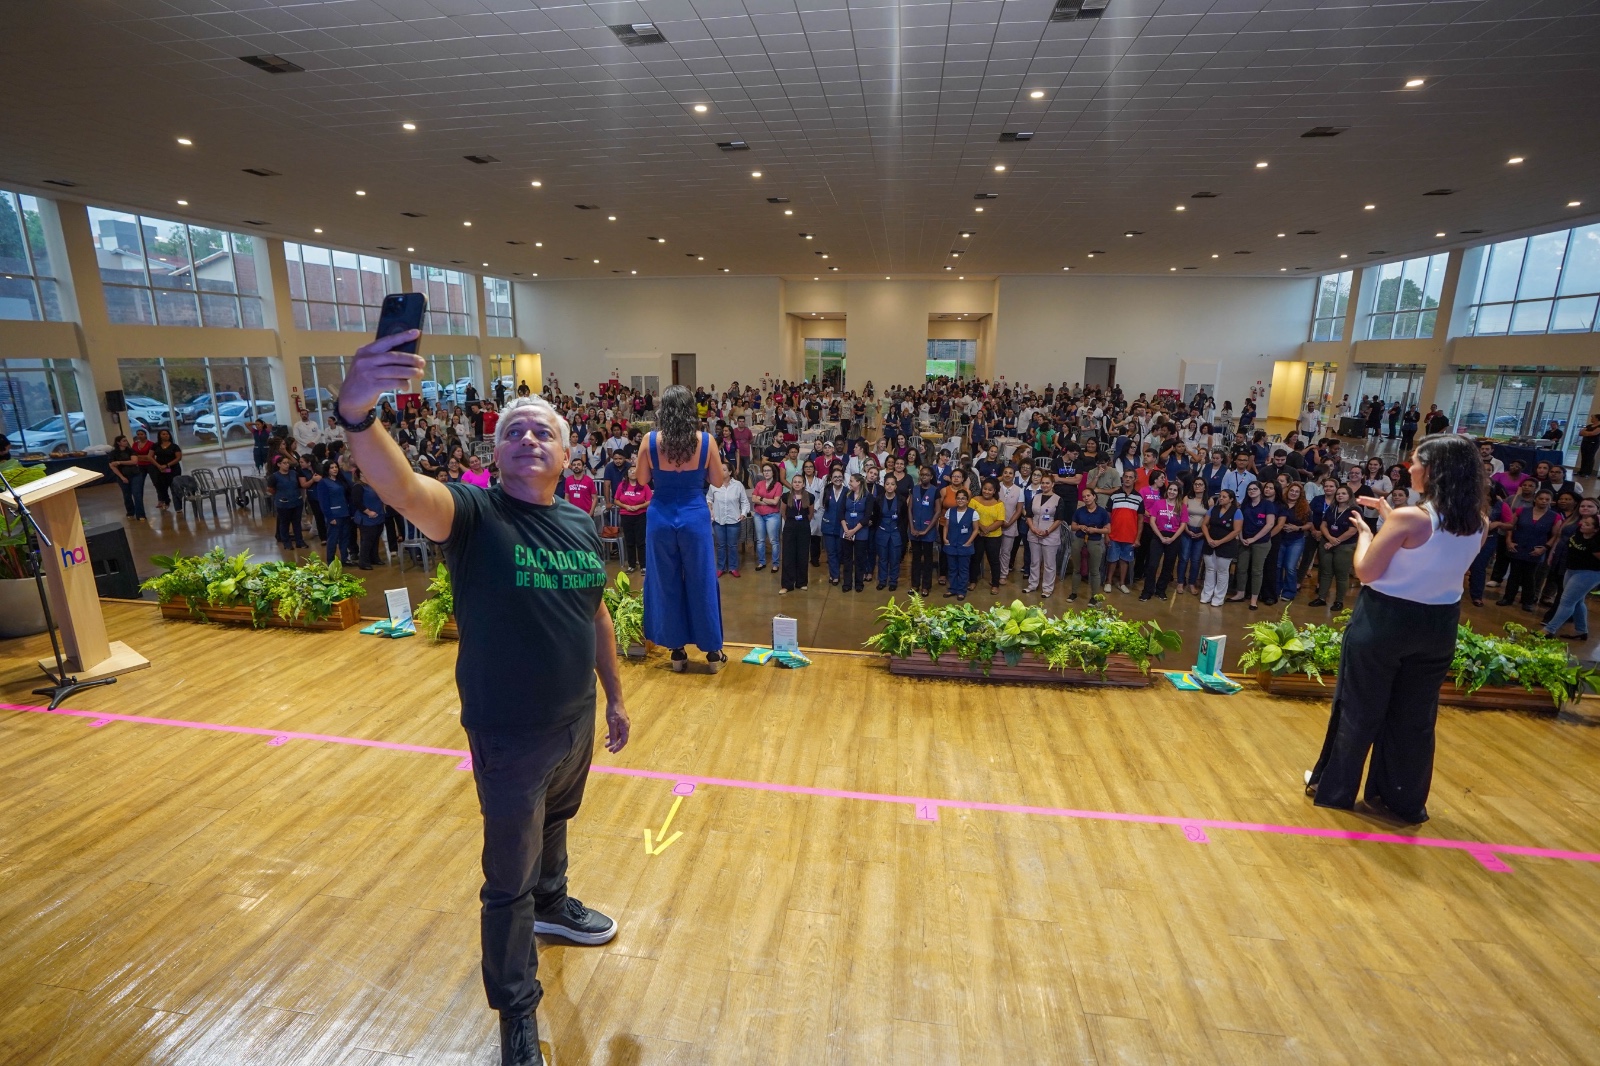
top-left (804, 338), bottom-right (846, 389)
top-left (1466, 225), bottom-right (1600, 335)
top-left (0, 359), bottom-right (85, 453)
top-left (484, 276), bottom-right (515, 337)
top-left (1367, 254), bottom-right (1449, 340)
top-left (116, 356), bottom-right (276, 457)
top-left (87, 208), bottom-right (263, 327)
top-left (926, 339), bottom-right (976, 379)
top-left (1309, 271), bottom-right (1352, 341)
top-left (410, 264), bottom-right (473, 334)
top-left (425, 355), bottom-right (479, 405)
top-left (284, 243), bottom-right (396, 332)
top-left (0, 190), bottom-right (63, 322)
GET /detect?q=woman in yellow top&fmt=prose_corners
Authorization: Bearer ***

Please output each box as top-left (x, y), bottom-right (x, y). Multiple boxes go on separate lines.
top-left (972, 476), bottom-right (1008, 593)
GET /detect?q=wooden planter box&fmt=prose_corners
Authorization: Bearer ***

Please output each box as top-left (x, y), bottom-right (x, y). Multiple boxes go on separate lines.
top-left (886, 650), bottom-right (1150, 688)
top-left (160, 596), bottom-right (362, 632)
top-left (1255, 670), bottom-right (1564, 714)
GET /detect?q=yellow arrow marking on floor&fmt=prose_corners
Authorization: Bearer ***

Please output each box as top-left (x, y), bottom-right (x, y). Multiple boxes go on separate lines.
top-left (643, 795), bottom-right (686, 856)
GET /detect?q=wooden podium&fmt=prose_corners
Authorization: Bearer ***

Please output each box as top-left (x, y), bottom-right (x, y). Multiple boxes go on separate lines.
top-left (1, 466), bottom-right (149, 681)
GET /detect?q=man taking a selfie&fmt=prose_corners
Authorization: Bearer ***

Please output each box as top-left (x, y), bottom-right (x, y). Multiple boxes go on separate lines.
top-left (338, 327), bottom-right (629, 1066)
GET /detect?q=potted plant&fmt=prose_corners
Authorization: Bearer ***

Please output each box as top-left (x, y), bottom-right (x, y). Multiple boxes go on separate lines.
top-left (142, 548), bottom-right (365, 630)
top-left (415, 564), bottom-right (457, 640)
top-left (603, 570), bottom-right (646, 659)
top-left (1449, 621), bottom-right (1600, 711)
top-left (0, 461), bottom-right (49, 638)
top-left (867, 596), bottom-right (1180, 687)
top-left (1240, 608), bottom-right (1347, 696)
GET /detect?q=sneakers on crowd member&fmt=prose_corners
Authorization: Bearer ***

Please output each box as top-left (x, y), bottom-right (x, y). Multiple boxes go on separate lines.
top-left (535, 897), bottom-right (618, 945)
top-left (1103, 583), bottom-right (1112, 593)
top-left (1119, 584), bottom-right (1130, 594)
top-left (499, 1012), bottom-right (543, 1066)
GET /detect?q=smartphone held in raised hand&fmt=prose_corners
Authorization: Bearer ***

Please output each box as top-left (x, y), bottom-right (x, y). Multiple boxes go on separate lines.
top-left (374, 292), bottom-right (426, 352)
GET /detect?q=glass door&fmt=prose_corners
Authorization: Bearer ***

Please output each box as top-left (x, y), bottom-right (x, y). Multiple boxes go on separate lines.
top-left (1448, 371), bottom-right (1499, 437)
top-left (805, 339), bottom-right (846, 389)
top-left (1530, 375), bottom-right (1580, 447)
top-left (1488, 374), bottom-right (1539, 438)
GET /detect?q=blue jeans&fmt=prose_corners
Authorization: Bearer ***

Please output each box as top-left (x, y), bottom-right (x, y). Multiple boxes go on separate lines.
top-left (752, 512), bottom-right (781, 568)
top-left (1277, 537), bottom-right (1305, 597)
top-left (1546, 568), bottom-right (1600, 636)
top-left (1177, 532), bottom-right (1204, 587)
top-left (125, 469), bottom-right (148, 519)
top-left (875, 528), bottom-right (902, 587)
top-left (714, 522), bottom-right (741, 572)
top-left (824, 533), bottom-right (842, 581)
top-left (947, 550), bottom-right (972, 595)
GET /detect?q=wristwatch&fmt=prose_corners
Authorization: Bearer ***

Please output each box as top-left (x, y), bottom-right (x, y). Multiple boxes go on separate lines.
top-left (333, 404), bottom-right (378, 433)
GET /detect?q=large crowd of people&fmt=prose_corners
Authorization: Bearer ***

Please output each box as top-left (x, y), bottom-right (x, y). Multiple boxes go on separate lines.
top-left (123, 370), bottom-right (1596, 641)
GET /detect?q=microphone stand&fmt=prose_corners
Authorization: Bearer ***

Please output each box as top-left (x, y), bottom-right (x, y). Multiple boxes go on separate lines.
top-left (0, 465), bottom-right (117, 709)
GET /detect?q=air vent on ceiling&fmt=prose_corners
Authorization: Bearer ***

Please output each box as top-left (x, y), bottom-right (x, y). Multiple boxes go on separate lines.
top-left (1123, 230), bottom-right (1143, 236)
top-left (684, 253), bottom-right (700, 258)
top-left (463, 155), bottom-right (500, 165)
top-left (450, 260), bottom-right (464, 264)
top-left (1295, 266), bottom-right (1311, 270)
top-left (1191, 191), bottom-right (1218, 199)
top-left (376, 246), bottom-right (396, 250)
top-left (1183, 266), bottom-right (1197, 270)
top-left (574, 204), bottom-right (601, 210)
top-left (242, 167), bottom-right (280, 177)
top-left (611, 22), bottom-right (667, 45)
top-left (241, 219), bottom-right (269, 226)
top-left (1301, 126), bottom-right (1348, 138)
top-left (717, 140), bottom-right (749, 151)
top-left (766, 197), bottom-right (790, 204)
top-left (999, 131), bottom-right (1034, 142)
top-left (1368, 250), bottom-right (1387, 255)
top-left (1423, 188), bottom-right (1457, 196)
top-left (647, 236), bottom-right (666, 243)
top-left (974, 192), bottom-right (999, 200)
top-left (1460, 228), bottom-right (1484, 234)
top-left (814, 251), bottom-right (829, 256)
top-left (240, 54), bottom-right (304, 74)
top-left (1050, 0), bottom-right (1108, 21)
top-left (401, 211), bottom-right (426, 218)
top-left (1297, 229), bottom-right (1320, 235)
top-left (564, 257), bottom-right (579, 261)
top-left (506, 240), bottom-right (525, 245)
top-left (41, 179), bottom-right (78, 187)
top-left (1234, 250), bottom-right (1252, 254)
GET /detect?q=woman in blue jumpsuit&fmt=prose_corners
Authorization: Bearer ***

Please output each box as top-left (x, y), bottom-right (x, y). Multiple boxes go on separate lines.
top-left (642, 386), bottom-right (729, 672)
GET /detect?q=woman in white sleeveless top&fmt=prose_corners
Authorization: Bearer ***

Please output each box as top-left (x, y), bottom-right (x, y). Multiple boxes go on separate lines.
top-left (1306, 435), bottom-right (1487, 825)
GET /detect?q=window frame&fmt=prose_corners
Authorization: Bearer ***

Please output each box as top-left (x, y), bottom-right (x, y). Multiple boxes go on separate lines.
top-left (483, 275), bottom-right (515, 337)
top-left (1466, 225), bottom-right (1600, 336)
top-left (285, 242), bottom-right (397, 333)
top-left (0, 189), bottom-right (64, 323)
top-left (1309, 271), bottom-right (1352, 342)
top-left (1365, 253), bottom-right (1450, 341)
top-left (87, 207), bottom-right (263, 328)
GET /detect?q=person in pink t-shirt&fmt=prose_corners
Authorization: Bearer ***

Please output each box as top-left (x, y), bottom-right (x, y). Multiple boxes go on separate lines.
top-left (460, 454), bottom-right (493, 488)
top-left (563, 455), bottom-right (597, 514)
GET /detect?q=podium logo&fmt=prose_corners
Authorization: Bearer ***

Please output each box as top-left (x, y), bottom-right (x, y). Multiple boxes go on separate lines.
top-left (60, 545), bottom-right (88, 568)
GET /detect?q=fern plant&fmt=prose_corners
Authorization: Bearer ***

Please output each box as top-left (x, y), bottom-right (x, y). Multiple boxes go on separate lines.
top-left (603, 570), bottom-right (646, 650)
top-left (415, 564), bottom-right (455, 640)
top-left (1237, 607), bottom-right (1347, 684)
top-left (142, 549), bottom-right (364, 627)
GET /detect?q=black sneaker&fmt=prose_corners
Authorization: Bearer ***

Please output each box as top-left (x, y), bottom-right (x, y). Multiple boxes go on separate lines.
top-left (499, 1012), bottom-right (542, 1066)
top-left (534, 896), bottom-right (617, 945)
top-left (1307, 598), bottom-right (1327, 607)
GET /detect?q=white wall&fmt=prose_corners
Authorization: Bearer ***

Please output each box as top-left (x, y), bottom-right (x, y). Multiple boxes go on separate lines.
top-left (992, 275), bottom-right (1314, 403)
top-left (513, 277), bottom-right (783, 392)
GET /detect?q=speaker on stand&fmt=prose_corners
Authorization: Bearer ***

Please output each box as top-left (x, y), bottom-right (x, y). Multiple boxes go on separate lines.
top-left (105, 390), bottom-right (126, 435)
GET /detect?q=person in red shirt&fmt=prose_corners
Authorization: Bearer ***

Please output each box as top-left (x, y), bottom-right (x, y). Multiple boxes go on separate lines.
top-left (733, 415), bottom-right (754, 477)
top-left (1105, 469), bottom-right (1143, 593)
top-left (481, 403), bottom-right (499, 441)
top-left (563, 455), bottom-right (597, 515)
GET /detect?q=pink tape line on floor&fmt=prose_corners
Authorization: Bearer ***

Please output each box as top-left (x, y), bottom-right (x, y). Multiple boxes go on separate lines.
top-left (6, 701), bottom-right (1596, 868)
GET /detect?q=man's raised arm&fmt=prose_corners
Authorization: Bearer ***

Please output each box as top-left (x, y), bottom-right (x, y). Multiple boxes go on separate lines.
top-left (338, 329), bottom-right (456, 543)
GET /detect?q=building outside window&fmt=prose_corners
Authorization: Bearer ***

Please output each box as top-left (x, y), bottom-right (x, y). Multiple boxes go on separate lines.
top-left (926, 338), bottom-right (976, 379)
top-left (284, 243), bottom-right (397, 332)
top-left (87, 207), bottom-right (263, 327)
top-left (1367, 254), bottom-right (1449, 340)
top-left (484, 276), bottom-right (515, 337)
top-left (1465, 225), bottom-right (1600, 336)
top-left (117, 356), bottom-right (276, 459)
top-left (0, 189), bottom-right (64, 322)
top-left (0, 359), bottom-right (86, 453)
top-left (409, 264), bottom-right (473, 335)
top-left (804, 338), bottom-right (846, 389)
top-left (1309, 271), bottom-right (1352, 341)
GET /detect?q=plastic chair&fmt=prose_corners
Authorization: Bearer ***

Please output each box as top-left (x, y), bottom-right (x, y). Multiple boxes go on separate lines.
top-left (398, 520), bottom-right (435, 572)
top-left (173, 475), bottom-right (203, 520)
top-left (598, 504), bottom-right (624, 561)
top-left (188, 468), bottom-right (229, 521)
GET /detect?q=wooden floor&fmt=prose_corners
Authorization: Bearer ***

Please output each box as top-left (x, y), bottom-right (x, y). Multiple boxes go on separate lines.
top-left (4, 604), bottom-right (1600, 1064)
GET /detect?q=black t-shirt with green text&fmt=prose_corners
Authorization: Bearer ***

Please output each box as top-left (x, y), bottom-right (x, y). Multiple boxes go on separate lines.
top-left (443, 482), bottom-right (608, 734)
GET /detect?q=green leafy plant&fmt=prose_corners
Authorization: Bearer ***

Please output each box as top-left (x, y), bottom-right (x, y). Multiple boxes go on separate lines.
top-left (1238, 607), bottom-right (1347, 684)
top-left (415, 563), bottom-right (455, 640)
top-left (603, 569), bottom-right (645, 650)
top-left (0, 461), bottom-right (49, 581)
top-left (866, 595), bottom-right (1180, 677)
top-left (1452, 620), bottom-right (1600, 708)
top-left (141, 548), bottom-right (364, 627)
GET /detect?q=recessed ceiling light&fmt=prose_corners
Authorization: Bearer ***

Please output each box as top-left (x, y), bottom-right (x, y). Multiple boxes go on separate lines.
top-left (805, 234), bottom-right (813, 240)
top-left (958, 275), bottom-right (964, 279)
top-left (314, 228), bottom-right (323, 234)
top-left (1508, 156), bottom-right (1524, 165)
top-left (951, 251), bottom-right (960, 257)
top-left (1063, 266), bottom-right (1070, 270)
top-left (463, 221), bottom-right (472, 226)
top-left (1086, 253), bottom-right (1095, 258)
top-left (631, 269), bottom-right (637, 274)
top-left (693, 104), bottom-right (708, 113)
top-left (820, 254), bottom-right (829, 258)
top-left (482, 261), bottom-right (489, 266)
top-left (402, 122), bottom-right (417, 130)
top-left (1211, 253), bottom-right (1219, 258)
top-left (608, 215), bottom-right (617, 221)
top-left (1340, 253), bottom-right (1348, 258)
top-left (176, 199), bottom-right (188, 206)
top-left (1277, 233), bottom-right (1286, 237)
top-left (1170, 267), bottom-right (1176, 271)
top-left (885, 276), bottom-right (891, 280)
top-left (784, 209), bottom-right (793, 215)
top-left (1175, 205), bottom-right (1185, 211)
top-left (1436, 231), bottom-right (1447, 237)
top-left (535, 242), bottom-right (543, 247)
top-left (532, 273), bottom-right (539, 277)
top-left (1568, 200), bottom-right (1583, 208)
top-left (356, 189), bottom-right (366, 196)
top-left (1364, 204), bottom-right (1375, 210)
top-left (406, 246), bottom-right (415, 252)
top-left (176, 137), bottom-right (192, 146)
top-left (593, 259), bottom-right (600, 264)
top-left (531, 180), bottom-right (542, 187)
top-left (697, 256), bottom-right (704, 261)
top-left (1255, 162), bottom-right (1269, 169)
top-left (1280, 267), bottom-right (1287, 271)
top-left (945, 266), bottom-right (953, 271)
top-left (994, 164), bottom-right (1006, 172)
top-left (813, 276), bottom-right (819, 280)
top-left (975, 206), bottom-right (983, 212)
top-left (722, 267), bottom-right (730, 272)
top-left (751, 170), bottom-right (762, 178)
top-left (1405, 78), bottom-right (1425, 88)
top-left (1029, 90), bottom-right (1045, 99)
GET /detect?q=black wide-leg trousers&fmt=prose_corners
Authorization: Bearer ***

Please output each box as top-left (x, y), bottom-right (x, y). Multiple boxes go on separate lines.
top-left (1309, 587), bottom-right (1458, 822)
